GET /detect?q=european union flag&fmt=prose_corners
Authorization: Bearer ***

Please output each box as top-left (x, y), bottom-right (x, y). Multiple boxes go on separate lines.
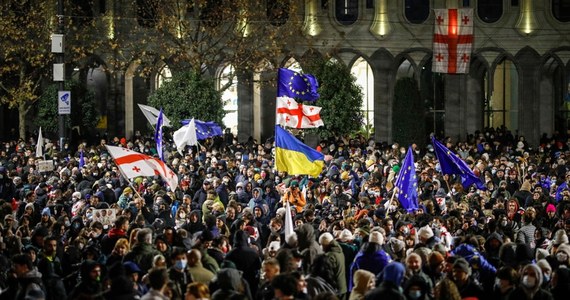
top-left (278, 68), bottom-right (320, 102)
top-left (394, 147), bottom-right (418, 212)
top-left (181, 119), bottom-right (223, 140)
top-left (432, 137), bottom-right (486, 190)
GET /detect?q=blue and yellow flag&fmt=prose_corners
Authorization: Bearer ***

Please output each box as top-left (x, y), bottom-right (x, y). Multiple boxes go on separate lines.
top-left (275, 125), bottom-right (324, 177)
top-left (394, 147), bottom-right (419, 212)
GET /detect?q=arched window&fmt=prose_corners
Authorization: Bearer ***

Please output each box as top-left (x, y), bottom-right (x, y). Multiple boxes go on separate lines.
top-left (396, 59), bottom-right (415, 80)
top-left (136, 0), bottom-right (158, 28)
top-left (553, 0), bottom-right (570, 22)
top-left (421, 60), bottom-right (445, 137)
top-left (404, 0), bottom-right (429, 24)
top-left (220, 65), bottom-right (238, 135)
top-left (484, 59), bottom-right (519, 131)
top-left (156, 64), bottom-right (172, 90)
top-left (351, 57), bottom-right (374, 138)
top-left (267, 0), bottom-right (289, 26)
top-left (284, 58), bottom-right (302, 72)
top-left (335, 0), bottom-right (358, 25)
top-left (477, 0), bottom-right (502, 23)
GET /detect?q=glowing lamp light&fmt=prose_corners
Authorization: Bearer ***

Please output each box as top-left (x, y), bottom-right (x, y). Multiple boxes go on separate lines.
top-left (370, 0), bottom-right (391, 38)
top-left (516, 0), bottom-right (537, 35)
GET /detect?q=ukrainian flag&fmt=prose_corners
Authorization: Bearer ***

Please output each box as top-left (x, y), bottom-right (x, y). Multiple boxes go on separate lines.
top-left (275, 125), bottom-right (324, 177)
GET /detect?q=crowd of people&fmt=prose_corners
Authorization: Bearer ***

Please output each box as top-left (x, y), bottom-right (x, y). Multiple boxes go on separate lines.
top-left (0, 127), bottom-right (569, 300)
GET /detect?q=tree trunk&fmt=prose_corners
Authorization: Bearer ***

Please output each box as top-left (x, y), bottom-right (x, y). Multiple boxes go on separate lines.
top-left (19, 103), bottom-right (27, 140)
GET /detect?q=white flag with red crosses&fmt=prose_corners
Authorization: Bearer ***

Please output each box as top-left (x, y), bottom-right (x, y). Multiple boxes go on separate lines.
top-left (105, 145), bottom-right (178, 191)
top-left (432, 8), bottom-right (474, 74)
top-left (276, 97), bottom-right (324, 129)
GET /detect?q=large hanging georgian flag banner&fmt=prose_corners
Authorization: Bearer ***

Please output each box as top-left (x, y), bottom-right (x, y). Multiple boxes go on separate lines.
top-left (432, 8), bottom-right (474, 74)
top-left (276, 97), bottom-right (324, 129)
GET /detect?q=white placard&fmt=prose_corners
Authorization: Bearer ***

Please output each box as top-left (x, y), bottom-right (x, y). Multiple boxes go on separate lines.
top-left (58, 91), bottom-right (71, 114)
top-left (92, 208), bottom-right (119, 228)
top-left (37, 160), bottom-right (54, 172)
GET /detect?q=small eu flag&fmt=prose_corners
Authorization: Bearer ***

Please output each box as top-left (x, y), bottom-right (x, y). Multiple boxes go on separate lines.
top-left (277, 68), bottom-right (320, 102)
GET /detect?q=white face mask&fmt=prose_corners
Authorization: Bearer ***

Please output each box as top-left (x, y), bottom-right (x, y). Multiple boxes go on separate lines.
top-left (556, 252), bottom-right (568, 263)
top-left (522, 275), bottom-right (536, 288)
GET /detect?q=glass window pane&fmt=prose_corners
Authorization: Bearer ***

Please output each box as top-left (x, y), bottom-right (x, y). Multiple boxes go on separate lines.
top-left (478, 0), bottom-right (503, 23)
top-left (405, 0), bottom-right (430, 24)
top-left (335, 0), bottom-right (358, 25)
top-left (553, 0), bottom-right (570, 22)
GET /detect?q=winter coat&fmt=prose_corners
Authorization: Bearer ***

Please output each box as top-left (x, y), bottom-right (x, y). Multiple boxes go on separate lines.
top-left (349, 243), bottom-right (391, 290)
top-left (225, 230), bottom-right (261, 295)
top-left (296, 224), bottom-right (323, 273)
top-left (349, 269), bottom-right (375, 300)
top-left (123, 242), bottom-right (161, 274)
top-left (325, 240), bottom-right (347, 295)
top-left (15, 269), bottom-right (45, 300)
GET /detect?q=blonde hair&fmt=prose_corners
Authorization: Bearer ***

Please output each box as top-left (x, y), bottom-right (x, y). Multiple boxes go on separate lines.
top-left (186, 282), bottom-right (210, 299)
top-left (113, 238), bottom-right (130, 252)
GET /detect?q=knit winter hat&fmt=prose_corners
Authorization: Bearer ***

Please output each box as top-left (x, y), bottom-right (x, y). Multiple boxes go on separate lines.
top-left (388, 237), bottom-right (405, 253)
top-left (453, 257), bottom-right (471, 275)
top-left (546, 204), bottom-right (556, 213)
top-left (418, 225), bottom-right (434, 240)
top-left (428, 251), bottom-right (445, 268)
top-left (553, 229), bottom-right (569, 246)
top-left (369, 231), bottom-right (384, 245)
top-left (339, 229), bottom-right (354, 242)
top-left (41, 207), bottom-right (51, 216)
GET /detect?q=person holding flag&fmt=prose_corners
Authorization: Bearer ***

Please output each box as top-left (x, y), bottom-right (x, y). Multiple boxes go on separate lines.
top-left (431, 136), bottom-right (486, 190)
top-left (392, 146), bottom-right (419, 212)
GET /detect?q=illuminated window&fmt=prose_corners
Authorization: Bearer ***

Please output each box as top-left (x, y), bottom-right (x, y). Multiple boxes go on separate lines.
top-left (220, 65), bottom-right (238, 135)
top-left (351, 57), bottom-right (374, 138)
top-left (335, 0), bottom-right (358, 25)
top-left (478, 0), bottom-right (502, 23)
top-left (484, 59), bottom-right (519, 131)
top-left (156, 64), bottom-right (172, 89)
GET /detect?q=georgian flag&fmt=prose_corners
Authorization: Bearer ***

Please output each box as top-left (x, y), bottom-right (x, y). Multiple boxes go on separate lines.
top-left (276, 97), bottom-right (324, 129)
top-left (105, 145), bottom-right (178, 191)
top-left (432, 8), bottom-right (474, 74)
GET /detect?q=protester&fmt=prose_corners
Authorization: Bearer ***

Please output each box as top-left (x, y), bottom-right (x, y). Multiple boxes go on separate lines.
top-left (1, 128), bottom-right (570, 300)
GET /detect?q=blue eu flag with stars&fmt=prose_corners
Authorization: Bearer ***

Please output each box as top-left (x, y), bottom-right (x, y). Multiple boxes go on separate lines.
top-left (277, 68), bottom-right (320, 102)
top-left (432, 136), bottom-right (486, 190)
top-left (394, 147), bottom-right (419, 212)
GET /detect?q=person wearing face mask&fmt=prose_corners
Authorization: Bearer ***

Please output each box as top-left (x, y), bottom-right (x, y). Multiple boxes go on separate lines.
top-left (492, 266), bottom-right (518, 300)
top-left (404, 274), bottom-right (430, 300)
top-left (507, 263), bottom-right (553, 300)
top-left (168, 247), bottom-right (194, 300)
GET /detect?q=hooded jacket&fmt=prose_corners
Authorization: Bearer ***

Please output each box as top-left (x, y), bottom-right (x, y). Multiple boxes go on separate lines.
top-left (325, 240), bottom-right (347, 295)
top-left (364, 262), bottom-right (406, 300)
top-left (349, 269), bottom-right (375, 300)
top-left (350, 242), bottom-right (391, 290)
top-left (15, 269), bottom-right (44, 300)
top-left (225, 230), bottom-right (261, 295)
top-left (507, 264), bottom-right (553, 300)
top-left (296, 224), bottom-right (323, 273)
